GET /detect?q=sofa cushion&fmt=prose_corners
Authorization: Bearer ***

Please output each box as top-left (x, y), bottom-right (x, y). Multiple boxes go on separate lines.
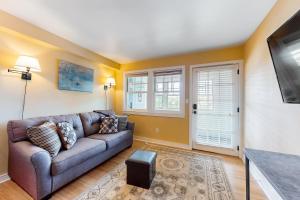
top-left (88, 130), bottom-right (132, 149)
top-left (51, 138), bottom-right (106, 175)
top-left (79, 112), bottom-right (104, 136)
top-left (8, 114), bottom-right (84, 143)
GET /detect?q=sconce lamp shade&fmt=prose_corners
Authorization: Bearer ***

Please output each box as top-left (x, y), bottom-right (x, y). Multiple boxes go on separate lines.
top-left (14, 56), bottom-right (41, 72)
top-left (106, 77), bottom-right (116, 86)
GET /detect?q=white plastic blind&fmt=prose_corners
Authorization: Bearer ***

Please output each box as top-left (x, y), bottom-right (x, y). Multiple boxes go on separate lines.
top-left (126, 73), bottom-right (148, 110)
top-left (154, 69), bottom-right (182, 111)
top-left (194, 66), bottom-right (237, 148)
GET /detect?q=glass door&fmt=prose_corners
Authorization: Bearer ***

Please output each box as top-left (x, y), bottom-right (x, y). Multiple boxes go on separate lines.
top-left (191, 64), bottom-right (240, 156)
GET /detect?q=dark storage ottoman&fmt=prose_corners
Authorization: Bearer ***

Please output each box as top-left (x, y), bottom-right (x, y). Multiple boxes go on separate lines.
top-left (125, 150), bottom-right (157, 189)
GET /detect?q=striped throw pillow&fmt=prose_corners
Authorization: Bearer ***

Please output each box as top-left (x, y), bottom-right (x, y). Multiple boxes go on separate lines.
top-left (27, 121), bottom-right (62, 158)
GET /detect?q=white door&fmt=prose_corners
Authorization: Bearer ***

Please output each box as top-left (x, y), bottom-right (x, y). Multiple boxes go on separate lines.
top-left (191, 64), bottom-right (240, 156)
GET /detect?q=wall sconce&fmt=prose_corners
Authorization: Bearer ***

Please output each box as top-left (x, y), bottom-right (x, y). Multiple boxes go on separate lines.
top-left (8, 55), bottom-right (41, 119)
top-left (104, 77), bottom-right (116, 109)
top-left (104, 77), bottom-right (116, 90)
top-left (8, 55), bottom-right (41, 80)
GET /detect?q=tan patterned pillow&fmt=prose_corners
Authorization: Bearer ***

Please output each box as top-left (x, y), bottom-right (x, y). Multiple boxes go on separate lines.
top-left (27, 121), bottom-right (61, 158)
top-left (57, 122), bottom-right (77, 150)
top-left (99, 116), bottom-right (118, 134)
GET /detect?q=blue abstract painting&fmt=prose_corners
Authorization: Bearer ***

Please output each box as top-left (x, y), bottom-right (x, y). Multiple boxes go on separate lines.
top-left (58, 60), bottom-right (94, 92)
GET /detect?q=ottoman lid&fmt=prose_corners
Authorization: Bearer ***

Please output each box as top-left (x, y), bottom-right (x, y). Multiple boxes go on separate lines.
top-left (126, 150), bottom-right (156, 165)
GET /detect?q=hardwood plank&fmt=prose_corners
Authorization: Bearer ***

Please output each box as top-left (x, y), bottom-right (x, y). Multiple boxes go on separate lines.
top-left (0, 141), bottom-right (267, 200)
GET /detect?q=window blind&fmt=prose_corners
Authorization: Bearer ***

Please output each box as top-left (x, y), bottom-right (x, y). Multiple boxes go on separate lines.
top-left (194, 67), bottom-right (236, 148)
top-left (153, 69), bottom-right (182, 76)
top-left (126, 73), bottom-right (148, 110)
top-left (154, 69), bottom-right (182, 111)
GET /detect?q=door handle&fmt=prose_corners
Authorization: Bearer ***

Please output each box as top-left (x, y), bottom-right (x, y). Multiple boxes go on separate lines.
top-left (193, 104), bottom-right (197, 110)
top-left (193, 110), bottom-right (197, 114)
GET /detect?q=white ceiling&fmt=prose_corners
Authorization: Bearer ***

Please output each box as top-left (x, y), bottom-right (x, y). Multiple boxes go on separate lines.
top-left (0, 0), bottom-right (277, 64)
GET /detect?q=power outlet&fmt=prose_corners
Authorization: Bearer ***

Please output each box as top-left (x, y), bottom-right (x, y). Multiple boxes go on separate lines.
top-left (155, 128), bottom-right (160, 133)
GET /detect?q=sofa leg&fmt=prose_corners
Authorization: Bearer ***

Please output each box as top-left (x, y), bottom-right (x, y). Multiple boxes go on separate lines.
top-left (41, 194), bottom-right (52, 200)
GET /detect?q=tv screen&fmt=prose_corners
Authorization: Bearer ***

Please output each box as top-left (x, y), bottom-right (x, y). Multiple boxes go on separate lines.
top-left (268, 10), bottom-right (300, 103)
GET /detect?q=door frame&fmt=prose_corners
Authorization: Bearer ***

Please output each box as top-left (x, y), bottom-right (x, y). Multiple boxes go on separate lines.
top-left (189, 60), bottom-right (244, 158)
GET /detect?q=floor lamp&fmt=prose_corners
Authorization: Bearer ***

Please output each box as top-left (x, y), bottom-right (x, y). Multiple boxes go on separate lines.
top-left (8, 55), bottom-right (41, 119)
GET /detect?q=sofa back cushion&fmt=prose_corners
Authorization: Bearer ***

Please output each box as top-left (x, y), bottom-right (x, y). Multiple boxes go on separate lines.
top-left (7, 114), bottom-right (84, 143)
top-left (79, 112), bottom-right (103, 136)
top-left (80, 111), bottom-right (115, 136)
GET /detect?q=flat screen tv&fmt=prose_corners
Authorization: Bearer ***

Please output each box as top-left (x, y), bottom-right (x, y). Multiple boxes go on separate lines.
top-left (268, 10), bottom-right (300, 103)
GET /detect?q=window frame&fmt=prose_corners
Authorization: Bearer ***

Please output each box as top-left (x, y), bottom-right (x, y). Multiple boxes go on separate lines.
top-left (125, 72), bottom-right (149, 112)
top-left (123, 65), bottom-right (185, 118)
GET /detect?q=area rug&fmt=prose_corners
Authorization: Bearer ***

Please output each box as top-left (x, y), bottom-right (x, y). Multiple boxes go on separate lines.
top-left (76, 145), bottom-right (234, 200)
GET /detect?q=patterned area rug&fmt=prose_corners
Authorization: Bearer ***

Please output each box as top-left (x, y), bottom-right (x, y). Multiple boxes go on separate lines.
top-left (77, 145), bottom-right (234, 200)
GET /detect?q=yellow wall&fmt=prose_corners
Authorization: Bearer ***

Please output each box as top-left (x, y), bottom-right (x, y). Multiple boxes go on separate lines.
top-left (244, 0), bottom-right (300, 154)
top-left (2, 0), bottom-right (297, 176)
top-left (115, 45), bottom-right (244, 144)
top-left (0, 29), bottom-right (116, 174)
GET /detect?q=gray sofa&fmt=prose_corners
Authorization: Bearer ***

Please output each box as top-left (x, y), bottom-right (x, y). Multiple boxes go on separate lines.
top-left (7, 111), bottom-right (134, 200)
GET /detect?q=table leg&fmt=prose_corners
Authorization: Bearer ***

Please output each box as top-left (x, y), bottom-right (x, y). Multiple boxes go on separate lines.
top-left (245, 156), bottom-right (250, 200)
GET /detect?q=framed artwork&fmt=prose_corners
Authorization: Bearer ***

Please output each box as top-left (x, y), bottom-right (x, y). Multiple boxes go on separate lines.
top-left (58, 60), bottom-right (94, 92)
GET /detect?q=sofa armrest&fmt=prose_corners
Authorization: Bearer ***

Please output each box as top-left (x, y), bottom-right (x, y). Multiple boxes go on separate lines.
top-left (8, 141), bottom-right (52, 200)
top-left (126, 121), bottom-right (135, 132)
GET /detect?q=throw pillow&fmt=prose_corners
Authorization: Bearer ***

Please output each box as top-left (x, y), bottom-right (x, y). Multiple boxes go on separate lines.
top-left (116, 115), bottom-right (128, 131)
top-left (57, 122), bottom-right (77, 150)
top-left (99, 116), bottom-right (118, 134)
top-left (27, 121), bottom-right (62, 158)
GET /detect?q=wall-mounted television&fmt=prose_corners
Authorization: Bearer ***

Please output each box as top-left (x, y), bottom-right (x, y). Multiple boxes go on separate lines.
top-left (268, 10), bottom-right (300, 103)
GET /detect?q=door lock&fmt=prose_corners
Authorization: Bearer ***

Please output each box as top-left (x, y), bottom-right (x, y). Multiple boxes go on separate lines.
top-left (193, 104), bottom-right (197, 110)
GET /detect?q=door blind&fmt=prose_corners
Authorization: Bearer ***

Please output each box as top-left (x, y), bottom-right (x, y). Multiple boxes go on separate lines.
top-left (194, 66), bottom-right (237, 148)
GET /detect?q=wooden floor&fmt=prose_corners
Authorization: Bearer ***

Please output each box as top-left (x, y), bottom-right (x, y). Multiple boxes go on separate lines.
top-left (0, 141), bottom-right (267, 200)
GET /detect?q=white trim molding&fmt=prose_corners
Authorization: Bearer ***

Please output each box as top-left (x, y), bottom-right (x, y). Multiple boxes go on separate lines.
top-left (250, 161), bottom-right (283, 200)
top-left (134, 135), bottom-right (191, 150)
top-left (0, 173), bottom-right (10, 184)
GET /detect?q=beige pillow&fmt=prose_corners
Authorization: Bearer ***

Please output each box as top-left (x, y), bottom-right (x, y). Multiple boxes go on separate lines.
top-left (27, 121), bottom-right (62, 158)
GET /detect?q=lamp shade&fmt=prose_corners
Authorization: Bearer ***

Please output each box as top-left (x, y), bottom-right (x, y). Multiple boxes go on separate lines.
top-left (106, 77), bottom-right (116, 86)
top-left (14, 55), bottom-right (41, 72)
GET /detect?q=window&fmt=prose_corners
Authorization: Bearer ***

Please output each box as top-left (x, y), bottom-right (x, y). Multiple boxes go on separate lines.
top-left (126, 73), bottom-right (148, 110)
top-left (124, 66), bottom-right (185, 117)
top-left (154, 70), bottom-right (182, 111)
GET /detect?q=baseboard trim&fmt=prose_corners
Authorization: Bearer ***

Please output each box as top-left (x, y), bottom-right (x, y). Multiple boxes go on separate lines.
top-left (134, 136), bottom-right (191, 150)
top-left (250, 161), bottom-right (283, 200)
top-left (0, 173), bottom-right (10, 184)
